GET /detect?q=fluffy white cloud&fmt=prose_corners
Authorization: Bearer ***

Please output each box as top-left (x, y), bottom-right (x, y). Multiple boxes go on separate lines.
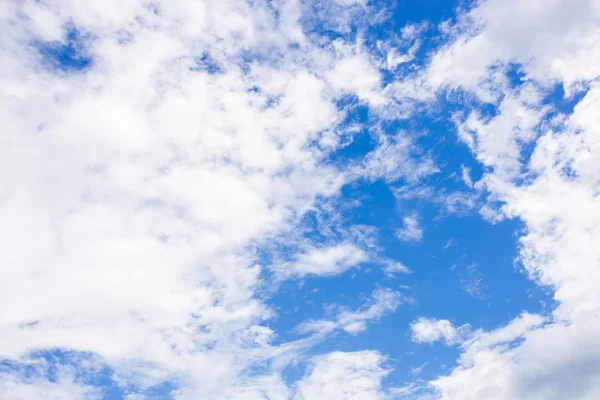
top-left (293, 351), bottom-right (389, 400)
top-left (410, 318), bottom-right (470, 346)
top-left (326, 53), bottom-right (386, 106)
top-left (277, 243), bottom-right (368, 278)
top-left (426, 0), bottom-right (600, 96)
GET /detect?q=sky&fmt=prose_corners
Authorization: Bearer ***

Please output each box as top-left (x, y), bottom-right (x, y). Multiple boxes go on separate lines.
top-left (1, 0), bottom-right (599, 399)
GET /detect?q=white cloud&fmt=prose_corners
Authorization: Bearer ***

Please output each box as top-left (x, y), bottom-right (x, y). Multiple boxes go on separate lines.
top-left (332, 0), bottom-right (366, 6)
top-left (0, 377), bottom-right (99, 400)
top-left (410, 362), bottom-right (429, 377)
top-left (0, 0), bottom-right (451, 396)
top-left (5, 0), bottom-right (599, 398)
top-left (454, 86), bottom-right (547, 178)
top-left (396, 214), bottom-right (423, 242)
top-left (326, 54), bottom-right (385, 106)
top-left (459, 263), bottom-right (486, 299)
top-left (432, 83), bottom-right (600, 400)
top-left (410, 318), bottom-right (470, 346)
top-left (382, 259), bottom-right (412, 276)
top-left (460, 165), bottom-right (473, 188)
top-left (393, 185), bottom-right (479, 216)
top-left (361, 134), bottom-right (438, 183)
top-left (414, 0), bottom-right (600, 398)
top-left (293, 351), bottom-right (389, 400)
top-left (0, 361), bottom-right (102, 400)
top-left (443, 238), bottom-right (454, 249)
top-left (296, 288), bottom-right (405, 336)
top-left (426, 0), bottom-right (600, 95)
top-left (0, 0), bottom-right (421, 397)
top-left (278, 243), bottom-right (368, 278)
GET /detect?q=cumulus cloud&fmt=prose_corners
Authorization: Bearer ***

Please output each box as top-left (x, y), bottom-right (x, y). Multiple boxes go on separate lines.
top-left (293, 351), bottom-right (389, 400)
top-left (426, 0), bottom-right (600, 95)
top-left (326, 53), bottom-right (385, 107)
top-left (410, 318), bottom-right (470, 346)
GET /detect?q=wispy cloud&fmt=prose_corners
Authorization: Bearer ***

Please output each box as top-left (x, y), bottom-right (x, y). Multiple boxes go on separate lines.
top-left (296, 288), bottom-right (407, 336)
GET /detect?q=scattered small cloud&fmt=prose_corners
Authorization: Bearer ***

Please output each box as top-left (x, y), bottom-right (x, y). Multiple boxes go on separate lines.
top-left (459, 263), bottom-right (487, 299)
top-left (396, 214), bottom-right (423, 242)
top-left (410, 361), bottom-right (429, 377)
top-left (383, 260), bottom-right (412, 276)
top-left (277, 243), bottom-right (368, 279)
top-left (410, 317), bottom-right (471, 346)
top-left (461, 165), bottom-right (474, 188)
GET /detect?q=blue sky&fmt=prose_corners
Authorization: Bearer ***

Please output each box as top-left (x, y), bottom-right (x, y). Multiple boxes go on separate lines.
top-left (1, 0), bottom-right (600, 399)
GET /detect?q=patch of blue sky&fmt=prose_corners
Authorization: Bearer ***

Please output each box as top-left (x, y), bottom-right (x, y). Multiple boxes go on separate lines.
top-left (35, 25), bottom-right (93, 72)
top-left (544, 82), bottom-right (591, 115)
top-left (191, 53), bottom-right (223, 74)
top-left (270, 201), bottom-right (545, 385)
top-left (325, 95), bottom-right (373, 159)
top-left (268, 2), bottom-right (557, 386)
top-left (370, 110), bottom-right (551, 383)
top-left (270, 188), bottom-right (550, 386)
top-left (390, 0), bottom-right (477, 27)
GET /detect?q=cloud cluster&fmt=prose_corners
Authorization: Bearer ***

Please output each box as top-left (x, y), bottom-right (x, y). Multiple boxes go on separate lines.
top-left (0, 0), bottom-right (420, 397)
top-left (414, 0), bottom-right (600, 398)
